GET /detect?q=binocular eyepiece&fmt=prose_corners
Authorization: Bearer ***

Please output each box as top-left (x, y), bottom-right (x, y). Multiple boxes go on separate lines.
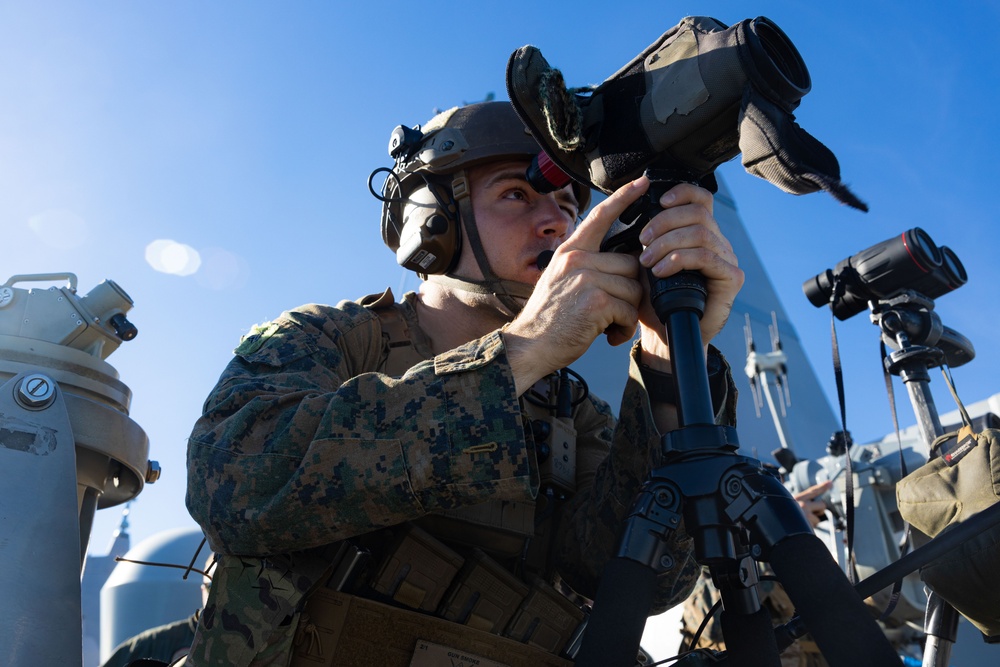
top-left (804, 227), bottom-right (967, 320)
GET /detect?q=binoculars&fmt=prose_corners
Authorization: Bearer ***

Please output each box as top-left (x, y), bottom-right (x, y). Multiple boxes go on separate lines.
top-left (803, 227), bottom-right (967, 320)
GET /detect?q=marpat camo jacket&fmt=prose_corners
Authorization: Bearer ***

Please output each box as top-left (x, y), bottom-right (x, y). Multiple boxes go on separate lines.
top-left (183, 290), bottom-right (737, 666)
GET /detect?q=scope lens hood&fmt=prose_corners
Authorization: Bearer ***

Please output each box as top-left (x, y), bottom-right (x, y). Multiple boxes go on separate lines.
top-left (743, 17), bottom-right (811, 110)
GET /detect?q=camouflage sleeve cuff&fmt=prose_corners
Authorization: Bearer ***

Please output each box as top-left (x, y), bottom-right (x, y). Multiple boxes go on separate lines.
top-left (433, 328), bottom-right (509, 374)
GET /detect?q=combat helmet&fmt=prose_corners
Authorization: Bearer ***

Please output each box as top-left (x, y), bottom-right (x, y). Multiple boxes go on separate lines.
top-left (375, 101), bottom-right (591, 312)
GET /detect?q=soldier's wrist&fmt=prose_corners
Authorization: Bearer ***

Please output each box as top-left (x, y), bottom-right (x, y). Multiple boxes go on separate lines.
top-left (639, 347), bottom-right (727, 413)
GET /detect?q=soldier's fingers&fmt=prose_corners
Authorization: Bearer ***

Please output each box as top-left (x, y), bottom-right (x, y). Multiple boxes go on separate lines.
top-left (562, 175), bottom-right (651, 252)
top-left (644, 248), bottom-right (742, 290)
top-left (554, 244), bottom-right (640, 282)
top-left (640, 224), bottom-right (736, 276)
top-left (655, 182), bottom-right (715, 216)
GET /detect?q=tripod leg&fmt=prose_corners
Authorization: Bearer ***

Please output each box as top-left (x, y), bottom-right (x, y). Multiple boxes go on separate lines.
top-left (577, 557), bottom-right (658, 666)
top-left (709, 554), bottom-right (781, 667)
top-left (770, 534), bottom-right (901, 667)
top-left (922, 592), bottom-right (959, 667)
top-left (721, 606), bottom-right (781, 667)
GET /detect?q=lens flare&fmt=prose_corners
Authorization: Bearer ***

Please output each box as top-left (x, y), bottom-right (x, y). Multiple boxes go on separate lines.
top-left (145, 239), bottom-right (201, 276)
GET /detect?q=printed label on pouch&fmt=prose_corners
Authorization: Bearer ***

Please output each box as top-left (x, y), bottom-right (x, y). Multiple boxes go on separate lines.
top-left (409, 639), bottom-right (511, 667)
top-left (943, 424), bottom-right (978, 466)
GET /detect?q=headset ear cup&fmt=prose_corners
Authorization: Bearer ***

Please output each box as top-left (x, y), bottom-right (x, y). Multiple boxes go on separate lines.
top-left (396, 183), bottom-right (461, 275)
top-left (396, 210), bottom-right (458, 275)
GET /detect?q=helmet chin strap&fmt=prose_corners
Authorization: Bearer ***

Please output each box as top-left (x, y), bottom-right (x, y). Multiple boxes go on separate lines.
top-left (435, 173), bottom-right (535, 315)
top-left (429, 274), bottom-right (533, 315)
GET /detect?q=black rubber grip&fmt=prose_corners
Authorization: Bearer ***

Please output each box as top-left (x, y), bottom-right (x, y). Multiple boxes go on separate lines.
top-left (575, 557), bottom-right (658, 667)
top-left (769, 534), bottom-right (902, 667)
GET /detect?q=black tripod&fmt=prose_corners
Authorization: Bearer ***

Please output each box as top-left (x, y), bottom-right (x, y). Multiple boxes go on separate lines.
top-left (871, 291), bottom-right (975, 667)
top-left (577, 170), bottom-right (902, 667)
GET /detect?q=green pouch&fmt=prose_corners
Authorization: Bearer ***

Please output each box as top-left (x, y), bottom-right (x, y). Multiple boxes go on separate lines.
top-left (896, 427), bottom-right (1000, 637)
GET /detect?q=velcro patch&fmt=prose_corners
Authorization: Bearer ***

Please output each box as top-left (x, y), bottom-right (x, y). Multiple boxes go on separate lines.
top-left (234, 322), bottom-right (280, 355)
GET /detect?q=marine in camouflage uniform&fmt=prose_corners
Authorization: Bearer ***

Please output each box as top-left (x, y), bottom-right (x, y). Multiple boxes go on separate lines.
top-left (182, 102), bottom-right (744, 666)
top-left (100, 612), bottom-right (200, 667)
top-left (679, 568), bottom-right (826, 667)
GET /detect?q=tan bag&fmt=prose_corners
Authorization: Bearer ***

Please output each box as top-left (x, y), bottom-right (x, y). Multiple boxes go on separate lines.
top-left (896, 427), bottom-right (1000, 637)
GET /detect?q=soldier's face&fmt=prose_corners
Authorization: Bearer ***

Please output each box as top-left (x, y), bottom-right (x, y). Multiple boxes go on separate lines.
top-left (456, 159), bottom-right (578, 284)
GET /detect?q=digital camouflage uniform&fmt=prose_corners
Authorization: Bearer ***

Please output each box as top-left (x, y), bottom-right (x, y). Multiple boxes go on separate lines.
top-left (184, 289), bottom-right (737, 666)
top-left (100, 612), bottom-right (199, 667)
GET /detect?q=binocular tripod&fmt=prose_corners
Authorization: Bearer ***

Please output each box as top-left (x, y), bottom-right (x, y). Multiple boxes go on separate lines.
top-left (871, 292), bottom-right (972, 667)
top-left (577, 170), bottom-right (903, 667)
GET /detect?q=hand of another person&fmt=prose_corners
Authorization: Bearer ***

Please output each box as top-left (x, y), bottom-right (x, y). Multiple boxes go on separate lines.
top-left (794, 480), bottom-right (834, 528)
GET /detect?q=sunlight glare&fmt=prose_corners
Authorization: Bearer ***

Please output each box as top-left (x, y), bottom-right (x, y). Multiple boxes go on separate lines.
top-left (145, 239), bottom-right (202, 276)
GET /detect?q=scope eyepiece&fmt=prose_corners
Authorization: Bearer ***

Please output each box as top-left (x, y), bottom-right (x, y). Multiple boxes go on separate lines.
top-left (803, 269), bottom-right (836, 309)
top-left (803, 227), bottom-right (962, 320)
top-left (525, 151), bottom-right (572, 194)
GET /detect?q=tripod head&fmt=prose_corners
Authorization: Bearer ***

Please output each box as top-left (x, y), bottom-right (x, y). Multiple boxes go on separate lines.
top-left (871, 291), bottom-right (975, 375)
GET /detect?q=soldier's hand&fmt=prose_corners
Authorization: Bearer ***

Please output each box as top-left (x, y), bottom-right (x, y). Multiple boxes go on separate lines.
top-left (635, 180), bottom-right (744, 368)
top-left (505, 177), bottom-right (653, 395)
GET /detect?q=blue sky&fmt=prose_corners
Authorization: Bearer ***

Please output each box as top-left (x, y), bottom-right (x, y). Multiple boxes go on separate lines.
top-left (2, 1), bottom-right (998, 559)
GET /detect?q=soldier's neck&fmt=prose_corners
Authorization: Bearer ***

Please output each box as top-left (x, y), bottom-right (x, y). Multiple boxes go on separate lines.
top-left (415, 280), bottom-right (512, 355)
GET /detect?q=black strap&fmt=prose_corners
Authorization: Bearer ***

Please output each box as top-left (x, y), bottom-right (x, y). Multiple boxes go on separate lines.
top-left (829, 278), bottom-right (857, 584)
top-left (940, 364), bottom-right (974, 429)
top-left (877, 339), bottom-right (909, 621)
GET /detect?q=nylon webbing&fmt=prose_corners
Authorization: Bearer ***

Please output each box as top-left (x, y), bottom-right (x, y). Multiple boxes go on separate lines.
top-left (829, 278), bottom-right (857, 584)
top-left (876, 339), bottom-right (909, 621)
top-left (940, 365), bottom-right (973, 429)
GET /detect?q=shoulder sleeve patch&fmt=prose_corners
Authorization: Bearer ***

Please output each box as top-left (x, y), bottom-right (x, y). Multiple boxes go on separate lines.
top-left (232, 319), bottom-right (320, 367)
top-left (234, 322), bottom-right (281, 356)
